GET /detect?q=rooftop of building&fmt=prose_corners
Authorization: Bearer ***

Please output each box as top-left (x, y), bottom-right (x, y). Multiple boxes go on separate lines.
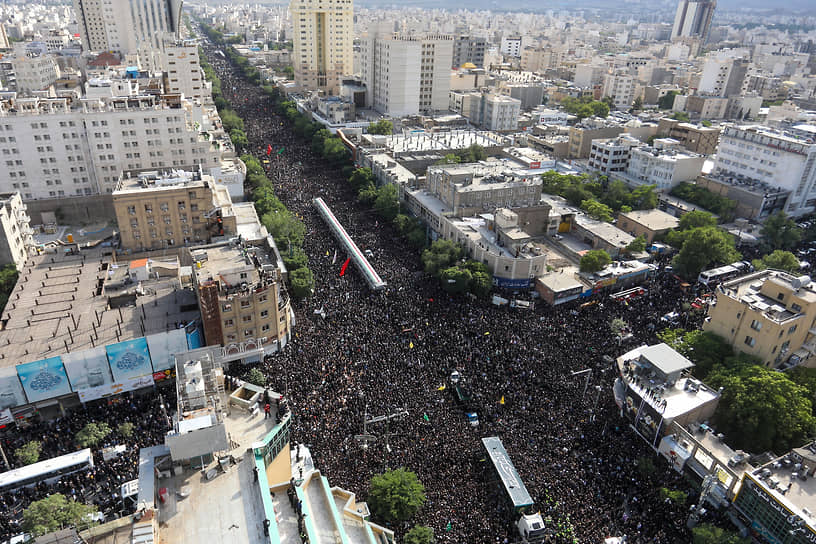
top-left (114, 168), bottom-right (210, 194)
top-left (0, 92), bottom-right (189, 116)
top-left (190, 238), bottom-right (283, 296)
top-left (0, 246), bottom-right (198, 369)
top-left (617, 344), bottom-right (720, 420)
top-left (618, 208), bottom-right (680, 231)
top-left (722, 124), bottom-right (816, 148)
top-left (746, 444), bottom-right (816, 533)
top-left (430, 160), bottom-right (545, 189)
top-left (718, 270), bottom-right (816, 320)
top-left (362, 129), bottom-right (510, 154)
top-left (704, 168), bottom-right (789, 196)
top-left (574, 215), bottom-right (635, 247)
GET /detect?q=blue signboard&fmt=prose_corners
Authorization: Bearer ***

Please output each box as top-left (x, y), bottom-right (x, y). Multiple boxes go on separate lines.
top-left (492, 276), bottom-right (534, 289)
top-left (17, 357), bottom-right (72, 403)
top-left (106, 338), bottom-right (153, 382)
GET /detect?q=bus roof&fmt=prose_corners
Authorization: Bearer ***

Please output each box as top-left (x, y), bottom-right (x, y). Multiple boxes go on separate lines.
top-left (481, 436), bottom-right (534, 509)
top-left (0, 448), bottom-right (93, 489)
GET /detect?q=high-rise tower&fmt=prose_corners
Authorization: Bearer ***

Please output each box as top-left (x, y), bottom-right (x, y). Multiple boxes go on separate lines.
top-left (289, 0), bottom-right (353, 95)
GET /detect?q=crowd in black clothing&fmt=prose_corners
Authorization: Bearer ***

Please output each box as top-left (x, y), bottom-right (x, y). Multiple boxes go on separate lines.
top-left (202, 38), bottom-right (704, 544)
top-left (0, 386), bottom-right (175, 539)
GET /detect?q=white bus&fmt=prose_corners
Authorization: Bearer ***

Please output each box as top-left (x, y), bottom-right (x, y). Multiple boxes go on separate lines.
top-left (697, 261), bottom-right (751, 287)
top-left (0, 448), bottom-right (94, 493)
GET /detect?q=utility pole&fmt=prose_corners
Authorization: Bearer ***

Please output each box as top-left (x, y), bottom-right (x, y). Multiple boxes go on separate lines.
top-left (571, 368), bottom-right (593, 401)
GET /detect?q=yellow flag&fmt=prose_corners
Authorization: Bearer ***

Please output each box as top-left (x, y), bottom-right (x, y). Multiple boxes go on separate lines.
top-left (484, 332), bottom-right (490, 336)
top-left (437, 385), bottom-right (446, 391)
top-left (326, 250), bottom-right (330, 256)
top-left (499, 396), bottom-right (505, 405)
top-left (409, 341), bottom-right (414, 349)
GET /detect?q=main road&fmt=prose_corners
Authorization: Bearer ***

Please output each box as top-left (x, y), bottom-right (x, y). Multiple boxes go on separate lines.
top-left (199, 36), bottom-right (693, 544)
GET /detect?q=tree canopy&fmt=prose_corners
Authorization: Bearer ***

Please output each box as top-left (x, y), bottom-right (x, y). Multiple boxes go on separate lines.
top-left (751, 250), bottom-right (801, 274)
top-left (561, 96), bottom-right (610, 119)
top-left (672, 226), bottom-right (741, 280)
top-left (691, 523), bottom-right (747, 544)
top-left (368, 119), bottom-right (394, 135)
top-left (15, 440), bottom-right (41, 466)
top-left (405, 525), bottom-right (435, 544)
top-left (670, 182), bottom-right (736, 222)
top-left (75, 422), bottom-right (112, 448)
top-left (760, 211), bottom-right (802, 252)
top-left (580, 249), bottom-right (611, 273)
top-left (540, 171), bottom-right (656, 214)
top-left (368, 467), bottom-right (427, 523)
top-left (706, 362), bottom-right (816, 453)
top-left (23, 494), bottom-right (99, 536)
top-left (422, 240), bottom-right (464, 277)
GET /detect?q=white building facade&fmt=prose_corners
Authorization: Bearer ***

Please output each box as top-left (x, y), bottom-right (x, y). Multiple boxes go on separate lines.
top-left (289, 0), bottom-right (353, 95)
top-left (0, 95), bottom-right (229, 201)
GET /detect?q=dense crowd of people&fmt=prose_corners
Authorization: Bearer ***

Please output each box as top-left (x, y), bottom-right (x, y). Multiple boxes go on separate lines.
top-left (0, 387), bottom-right (175, 539)
top-left (203, 39), bottom-right (705, 544)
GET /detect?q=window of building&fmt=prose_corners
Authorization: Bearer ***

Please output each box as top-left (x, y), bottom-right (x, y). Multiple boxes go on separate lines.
top-left (789, 324), bottom-right (798, 335)
top-left (222, 303), bottom-right (232, 312)
top-left (744, 336), bottom-right (756, 347)
top-left (224, 319), bottom-right (234, 327)
top-left (750, 320), bottom-right (762, 331)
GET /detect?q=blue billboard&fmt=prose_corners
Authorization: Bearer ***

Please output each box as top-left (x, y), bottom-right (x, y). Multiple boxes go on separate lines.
top-left (17, 357), bottom-right (72, 403)
top-left (106, 338), bottom-right (153, 382)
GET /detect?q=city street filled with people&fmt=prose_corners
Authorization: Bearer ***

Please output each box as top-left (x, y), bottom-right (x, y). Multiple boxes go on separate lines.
top-left (204, 39), bottom-right (702, 544)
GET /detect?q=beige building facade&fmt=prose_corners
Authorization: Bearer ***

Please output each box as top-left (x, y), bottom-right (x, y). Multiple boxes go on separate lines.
top-left (705, 270), bottom-right (816, 369)
top-left (289, 0), bottom-right (353, 95)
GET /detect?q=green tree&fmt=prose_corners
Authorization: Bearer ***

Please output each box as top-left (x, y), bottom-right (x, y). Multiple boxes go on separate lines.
top-left (659, 487), bottom-right (687, 506)
top-left (679, 210), bottom-right (717, 231)
top-left (0, 264), bottom-right (16, 313)
top-left (405, 525), bottom-right (435, 544)
top-left (672, 226), bottom-right (740, 280)
top-left (312, 128), bottom-right (332, 155)
top-left (75, 422), bottom-right (112, 448)
top-left (656, 329), bottom-right (735, 380)
top-left (760, 211), bottom-right (802, 252)
top-left (580, 199), bottom-right (614, 222)
top-left (349, 168), bottom-right (375, 193)
top-left (245, 367), bottom-right (265, 386)
top-left (15, 440), bottom-right (41, 465)
top-left (283, 65), bottom-right (294, 79)
top-left (368, 119), bottom-right (394, 135)
top-left (706, 363), bottom-right (816, 452)
top-left (458, 144), bottom-right (486, 163)
top-left (289, 267), bottom-right (314, 299)
top-left (261, 210), bottom-right (306, 248)
top-left (283, 248), bottom-right (310, 272)
top-left (117, 422), bottom-right (135, 439)
top-left (421, 240), bottom-right (464, 277)
top-left (23, 494), bottom-right (99, 536)
top-left (322, 137), bottom-right (349, 165)
top-left (658, 91), bottom-right (680, 110)
top-left (630, 96), bottom-right (643, 112)
top-left (357, 186), bottom-right (379, 206)
top-left (580, 249), bottom-right (611, 273)
top-left (590, 100), bottom-right (610, 118)
top-left (625, 235), bottom-right (647, 254)
top-left (229, 129), bottom-right (249, 153)
top-left (373, 184), bottom-right (400, 221)
top-left (691, 523), bottom-right (747, 544)
top-left (628, 184), bottom-right (658, 210)
top-left (470, 271), bottom-right (492, 298)
top-left (440, 266), bottom-right (472, 293)
top-left (671, 111), bottom-right (690, 122)
top-left (368, 467), bottom-right (427, 523)
top-left (435, 153), bottom-right (461, 165)
top-left (752, 250), bottom-right (801, 273)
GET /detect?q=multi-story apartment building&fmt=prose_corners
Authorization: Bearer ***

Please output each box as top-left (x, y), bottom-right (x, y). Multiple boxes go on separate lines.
top-left (190, 239), bottom-right (293, 354)
top-left (72, 0), bottom-right (182, 56)
top-left (707, 124), bottom-right (816, 217)
top-left (623, 145), bottom-right (705, 191)
top-left (587, 135), bottom-right (643, 176)
top-left (481, 94), bottom-right (521, 131)
top-left (164, 40), bottom-right (209, 104)
top-left (11, 54), bottom-right (61, 95)
top-left (656, 118), bottom-right (720, 155)
top-left (452, 36), bottom-right (486, 69)
top-left (698, 55), bottom-right (750, 97)
top-left (601, 72), bottom-right (637, 110)
top-left (112, 168), bottom-right (240, 251)
top-left (289, 0), bottom-right (353, 95)
top-left (359, 31), bottom-right (453, 116)
top-left (705, 270), bottom-right (816, 369)
top-left (500, 36), bottom-right (522, 58)
top-left (568, 122), bottom-right (626, 159)
top-left (0, 93), bottom-right (229, 201)
top-left (0, 192), bottom-right (33, 270)
top-left (671, 0), bottom-right (716, 43)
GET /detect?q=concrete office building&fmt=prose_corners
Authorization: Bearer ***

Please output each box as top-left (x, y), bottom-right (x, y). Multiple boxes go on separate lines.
top-left (656, 119), bottom-right (720, 155)
top-left (705, 270), bottom-right (816, 369)
top-left (601, 72), bottom-right (637, 110)
top-left (707, 125), bottom-right (816, 217)
top-left (72, 0), bottom-right (182, 55)
top-left (671, 0), bottom-right (716, 43)
top-left (500, 36), bottom-right (522, 58)
top-left (452, 36), bottom-right (486, 69)
top-left (588, 135), bottom-right (643, 176)
top-left (11, 54), bottom-right (60, 95)
top-left (359, 31), bottom-right (453, 116)
top-left (0, 192), bottom-right (33, 270)
top-left (164, 40), bottom-right (209, 105)
top-left (0, 93), bottom-right (229, 201)
top-left (623, 145), bottom-right (706, 191)
top-left (289, 0), bottom-right (353, 95)
top-left (698, 55), bottom-right (750, 97)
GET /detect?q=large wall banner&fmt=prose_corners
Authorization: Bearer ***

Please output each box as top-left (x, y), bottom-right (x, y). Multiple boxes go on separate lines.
top-left (146, 329), bottom-right (189, 372)
top-left (0, 366), bottom-right (27, 410)
top-left (106, 338), bottom-right (153, 382)
top-left (17, 357), bottom-right (72, 403)
top-left (77, 374), bottom-right (154, 403)
top-left (62, 347), bottom-right (114, 391)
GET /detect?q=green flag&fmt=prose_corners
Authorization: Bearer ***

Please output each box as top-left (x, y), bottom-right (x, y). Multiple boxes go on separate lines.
top-left (445, 521), bottom-right (452, 532)
top-left (277, 147), bottom-right (285, 155)
top-left (422, 413), bottom-right (429, 422)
